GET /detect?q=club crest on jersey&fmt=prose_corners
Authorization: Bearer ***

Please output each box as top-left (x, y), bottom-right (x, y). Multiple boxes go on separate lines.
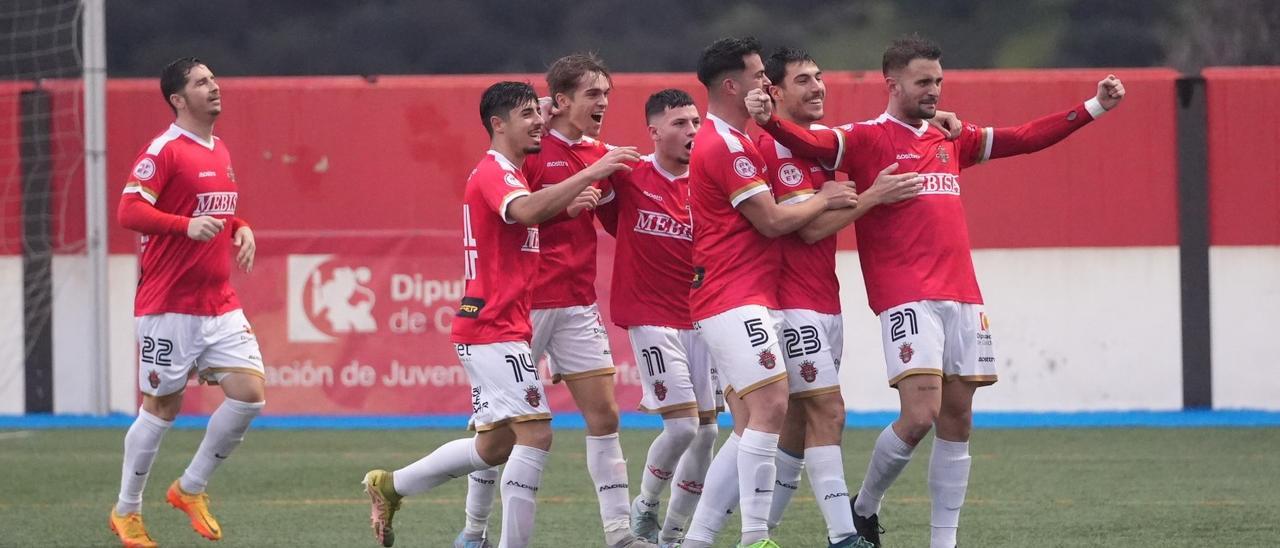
top-left (524, 386), bottom-right (542, 408)
top-left (935, 145), bottom-right (950, 164)
top-left (132, 158), bottom-right (157, 181)
top-left (226, 165), bottom-right (236, 183)
top-left (734, 156), bottom-right (758, 179)
top-left (147, 370), bottom-right (160, 389)
top-left (193, 192), bottom-right (238, 216)
top-left (504, 172), bottom-right (524, 188)
top-left (799, 361), bottom-right (818, 383)
top-left (653, 380), bottom-right (668, 401)
top-left (778, 163), bottom-right (805, 187)
top-left (758, 349), bottom-right (777, 370)
top-left (898, 342), bottom-right (914, 364)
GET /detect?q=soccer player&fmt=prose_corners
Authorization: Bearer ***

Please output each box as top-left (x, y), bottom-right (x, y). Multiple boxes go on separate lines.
top-left (456, 53), bottom-right (656, 548)
top-left (749, 35), bottom-right (1126, 548)
top-left (599, 89), bottom-right (721, 546)
top-left (679, 37), bottom-right (859, 548)
top-left (754, 47), bottom-right (924, 548)
top-left (361, 81), bottom-right (638, 548)
top-left (110, 57), bottom-right (266, 548)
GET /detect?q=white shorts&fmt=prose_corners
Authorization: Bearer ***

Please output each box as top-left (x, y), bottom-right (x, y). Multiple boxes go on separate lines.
top-left (779, 309), bottom-right (843, 399)
top-left (457, 341), bottom-right (552, 432)
top-left (694, 305), bottom-right (787, 398)
top-left (134, 309), bottom-right (265, 397)
top-left (531, 303), bottom-right (615, 383)
top-left (880, 300), bottom-right (998, 387)
top-left (629, 326), bottom-right (720, 417)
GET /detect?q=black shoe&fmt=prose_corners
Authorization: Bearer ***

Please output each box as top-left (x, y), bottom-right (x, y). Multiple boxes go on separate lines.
top-left (849, 495), bottom-right (884, 548)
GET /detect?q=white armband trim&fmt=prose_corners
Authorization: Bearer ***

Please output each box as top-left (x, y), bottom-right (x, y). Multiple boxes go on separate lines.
top-left (499, 190), bottom-right (531, 224)
top-left (729, 182), bottom-right (771, 208)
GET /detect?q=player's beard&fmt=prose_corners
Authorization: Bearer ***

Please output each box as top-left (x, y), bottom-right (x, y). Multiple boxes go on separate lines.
top-left (523, 143), bottom-right (542, 154)
top-left (915, 99), bottom-right (938, 120)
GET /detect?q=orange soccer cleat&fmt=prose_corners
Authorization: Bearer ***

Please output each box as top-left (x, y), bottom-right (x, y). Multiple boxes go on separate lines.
top-left (166, 479), bottom-right (223, 541)
top-left (108, 508), bottom-right (158, 548)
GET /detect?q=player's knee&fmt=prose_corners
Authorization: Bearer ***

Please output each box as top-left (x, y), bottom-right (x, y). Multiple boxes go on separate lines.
top-left (583, 405), bottom-right (620, 435)
top-left (514, 420), bottom-right (554, 451)
top-left (662, 415), bottom-right (700, 448)
top-left (898, 409), bottom-right (938, 445)
top-left (807, 396), bottom-right (846, 432)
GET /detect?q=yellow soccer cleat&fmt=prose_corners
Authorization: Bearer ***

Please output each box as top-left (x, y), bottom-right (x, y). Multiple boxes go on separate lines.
top-left (362, 469), bottom-right (403, 547)
top-left (166, 480), bottom-right (223, 541)
top-left (108, 508), bottom-right (158, 548)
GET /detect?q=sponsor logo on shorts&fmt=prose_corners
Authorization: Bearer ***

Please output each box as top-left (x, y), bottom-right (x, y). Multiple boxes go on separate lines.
top-left (799, 360), bottom-right (818, 383)
top-left (147, 370), bottom-right (160, 389)
top-left (758, 349), bottom-right (777, 370)
top-left (978, 356), bottom-right (995, 363)
top-left (524, 385), bottom-right (542, 408)
top-left (647, 465), bottom-right (673, 481)
top-left (653, 380), bottom-right (668, 401)
top-left (898, 342), bottom-right (914, 364)
top-left (471, 386), bottom-right (489, 413)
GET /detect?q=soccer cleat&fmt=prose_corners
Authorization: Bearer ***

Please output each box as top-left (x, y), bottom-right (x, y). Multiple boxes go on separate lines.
top-left (605, 520), bottom-right (660, 548)
top-left (630, 495), bottom-right (661, 543)
top-left (453, 531), bottom-right (492, 548)
top-left (849, 495), bottom-right (884, 548)
top-left (829, 535), bottom-right (877, 548)
top-left (108, 508), bottom-right (158, 548)
top-left (739, 540), bottom-right (782, 548)
top-left (362, 469), bottom-right (403, 547)
top-left (166, 480), bottom-right (222, 540)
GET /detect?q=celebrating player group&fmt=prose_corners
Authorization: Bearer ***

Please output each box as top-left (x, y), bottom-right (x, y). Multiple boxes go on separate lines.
top-left (110, 32), bottom-right (1124, 548)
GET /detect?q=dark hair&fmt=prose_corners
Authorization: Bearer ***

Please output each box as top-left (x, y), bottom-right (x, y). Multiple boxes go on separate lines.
top-left (160, 57), bottom-right (205, 115)
top-left (480, 81), bottom-right (538, 137)
top-left (765, 47), bottom-right (816, 88)
top-left (696, 36), bottom-right (763, 88)
top-left (644, 88), bottom-right (696, 123)
top-left (546, 53), bottom-right (611, 100)
top-left (882, 34), bottom-right (942, 76)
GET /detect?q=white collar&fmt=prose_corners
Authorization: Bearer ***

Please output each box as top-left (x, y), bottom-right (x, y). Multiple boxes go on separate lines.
top-left (646, 154), bottom-right (688, 181)
top-left (486, 149), bottom-right (519, 171)
top-left (706, 112), bottom-right (748, 136)
top-left (548, 127), bottom-right (589, 146)
top-left (170, 123), bottom-right (216, 150)
top-left (879, 112), bottom-right (929, 137)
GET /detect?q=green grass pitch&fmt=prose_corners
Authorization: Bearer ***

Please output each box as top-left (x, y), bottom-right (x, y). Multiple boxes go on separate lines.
top-left (1, 427), bottom-right (1277, 547)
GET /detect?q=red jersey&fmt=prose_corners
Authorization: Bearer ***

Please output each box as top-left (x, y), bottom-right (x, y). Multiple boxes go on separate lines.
top-left (521, 129), bottom-right (615, 309)
top-left (122, 124), bottom-right (241, 317)
top-left (756, 125), bottom-right (841, 314)
top-left (609, 156), bottom-right (695, 329)
top-left (689, 113), bottom-right (780, 320)
top-left (760, 100), bottom-right (1103, 314)
top-left (451, 150), bottom-right (541, 344)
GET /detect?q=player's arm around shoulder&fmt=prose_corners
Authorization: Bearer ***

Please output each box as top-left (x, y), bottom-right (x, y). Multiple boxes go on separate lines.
top-left (738, 177), bottom-right (858, 238)
top-left (507, 146), bottom-right (640, 226)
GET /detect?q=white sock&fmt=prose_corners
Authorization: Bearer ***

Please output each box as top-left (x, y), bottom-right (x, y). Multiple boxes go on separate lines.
top-left (498, 445), bottom-right (548, 548)
top-left (683, 432), bottom-right (740, 545)
top-left (116, 408), bottom-right (172, 514)
top-left (928, 438), bottom-right (971, 548)
top-left (463, 466), bottom-right (499, 541)
top-left (586, 433), bottom-right (632, 527)
top-left (855, 425), bottom-right (917, 518)
top-left (737, 429), bottom-right (780, 544)
top-left (179, 398), bottom-right (263, 494)
top-left (766, 448), bottom-right (804, 530)
top-left (640, 417), bottom-right (699, 506)
top-left (806, 445), bottom-right (856, 543)
top-left (661, 423), bottom-right (718, 543)
top-left (393, 437), bottom-right (490, 497)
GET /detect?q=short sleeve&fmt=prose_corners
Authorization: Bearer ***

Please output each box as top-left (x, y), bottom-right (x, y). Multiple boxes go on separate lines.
top-left (708, 142), bottom-right (770, 208)
top-left (759, 138), bottom-right (817, 206)
top-left (955, 122), bottom-right (993, 169)
top-left (121, 147), bottom-right (170, 205)
top-left (478, 168), bottom-right (532, 224)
